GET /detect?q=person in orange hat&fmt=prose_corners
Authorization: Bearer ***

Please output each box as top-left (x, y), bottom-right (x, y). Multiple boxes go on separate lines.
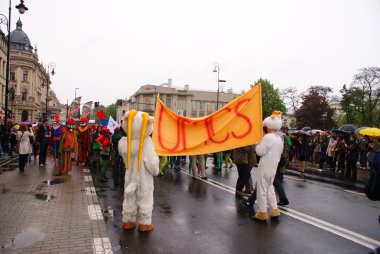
top-left (77, 117), bottom-right (91, 166)
top-left (58, 118), bottom-right (78, 175)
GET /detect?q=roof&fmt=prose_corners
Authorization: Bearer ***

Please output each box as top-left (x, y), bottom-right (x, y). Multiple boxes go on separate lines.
top-left (10, 18), bottom-right (33, 52)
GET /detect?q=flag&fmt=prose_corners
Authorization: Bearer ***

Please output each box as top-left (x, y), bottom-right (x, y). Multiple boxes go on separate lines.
top-left (152, 83), bottom-right (263, 156)
top-left (96, 110), bottom-right (108, 126)
top-left (68, 97), bottom-right (82, 119)
top-left (107, 116), bottom-right (118, 134)
top-left (81, 101), bottom-right (93, 119)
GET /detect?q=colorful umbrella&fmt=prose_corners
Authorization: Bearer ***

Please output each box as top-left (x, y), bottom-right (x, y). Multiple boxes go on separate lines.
top-left (359, 128), bottom-right (380, 137)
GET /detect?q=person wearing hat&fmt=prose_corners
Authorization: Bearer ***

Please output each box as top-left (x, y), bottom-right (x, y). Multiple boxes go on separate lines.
top-left (77, 117), bottom-right (91, 166)
top-left (251, 111), bottom-right (284, 222)
top-left (96, 128), bottom-right (112, 181)
top-left (51, 114), bottom-right (63, 162)
top-left (58, 118), bottom-right (78, 175)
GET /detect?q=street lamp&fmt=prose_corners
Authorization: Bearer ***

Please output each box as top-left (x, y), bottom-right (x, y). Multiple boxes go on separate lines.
top-left (0, 0), bottom-right (28, 151)
top-left (75, 88), bottom-right (79, 99)
top-left (213, 64), bottom-right (226, 110)
top-left (41, 62), bottom-right (56, 118)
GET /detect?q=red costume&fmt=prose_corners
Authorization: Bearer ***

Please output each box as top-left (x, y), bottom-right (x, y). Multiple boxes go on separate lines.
top-left (77, 117), bottom-right (91, 165)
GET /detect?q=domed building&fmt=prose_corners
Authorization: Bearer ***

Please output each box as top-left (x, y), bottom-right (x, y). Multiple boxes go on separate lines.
top-left (6, 18), bottom-right (61, 122)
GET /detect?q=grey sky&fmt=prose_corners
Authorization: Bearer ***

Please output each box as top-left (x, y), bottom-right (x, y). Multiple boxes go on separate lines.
top-left (1, 0), bottom-right (379, 106)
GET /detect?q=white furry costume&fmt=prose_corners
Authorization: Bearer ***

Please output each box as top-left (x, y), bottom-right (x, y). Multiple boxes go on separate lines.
top-left (254, 111), bottom-right (284, 221)
top-left (118, 110), bottom-right (159, 231)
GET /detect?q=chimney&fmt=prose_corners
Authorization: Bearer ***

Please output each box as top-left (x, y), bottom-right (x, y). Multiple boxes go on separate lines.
top-left (168, 78), bottom-right (172, 87)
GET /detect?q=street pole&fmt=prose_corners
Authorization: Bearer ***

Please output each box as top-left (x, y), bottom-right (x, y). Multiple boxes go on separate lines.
top-left (45, 62), bottom-right (56, 118)
top-left (0, 0), bottom-right (28, 151)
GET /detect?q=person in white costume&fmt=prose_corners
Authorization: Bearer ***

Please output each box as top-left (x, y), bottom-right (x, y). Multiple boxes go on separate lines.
top-left (252, 111), bottom-right (284, 222)
top-left (118, 110), bottom-right (160, 232)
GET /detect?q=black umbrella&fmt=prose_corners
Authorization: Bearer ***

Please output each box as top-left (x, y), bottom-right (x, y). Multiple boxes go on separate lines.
top-left (338, 124), bottom-right (357, 133)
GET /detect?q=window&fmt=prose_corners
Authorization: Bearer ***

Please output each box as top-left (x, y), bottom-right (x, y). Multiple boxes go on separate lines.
top-left (10, 69), bottom-right (15, 81)
top-left (178, 96), bottom-right (186, 110)
top-left (21, 111), bottom-right (28, 121)
top-left (23, 70), bottom-right (28, 82)
top-left (9, 88), bottom-right (15, 100)
top-left (199, 101), bottom-right (205, 111)
top-left (191, 101), bottom-right (197, 112)
top-left (21, 89), bottom-right (27, 100)
top-left (166, 97), bottom-right (171, 108)
top-left (143, 95), bottom-right (152, 110)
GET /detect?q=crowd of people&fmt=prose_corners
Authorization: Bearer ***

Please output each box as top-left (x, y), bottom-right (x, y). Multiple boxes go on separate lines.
top-left (3, 113), bottom-right (380, 225)
top-left (286, 130), bottom-right (380, 180)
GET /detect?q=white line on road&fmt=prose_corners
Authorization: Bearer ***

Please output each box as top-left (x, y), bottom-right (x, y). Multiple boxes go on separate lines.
top-left (180, 169), bottom-right (380, 250)
top-left (344, 189), bottom-right (365, 196)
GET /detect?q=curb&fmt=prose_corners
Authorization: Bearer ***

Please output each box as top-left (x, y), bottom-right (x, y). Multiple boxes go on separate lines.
top-left (285, 168), bottom-right (365, 192)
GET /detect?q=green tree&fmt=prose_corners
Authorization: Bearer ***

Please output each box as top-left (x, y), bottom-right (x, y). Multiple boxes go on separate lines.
top-left (295, 86), bottom-right (336, 129)
top-left (253, 78), bottom-right (286, 119)
top-left (340, 67), bottom-right (380, 127)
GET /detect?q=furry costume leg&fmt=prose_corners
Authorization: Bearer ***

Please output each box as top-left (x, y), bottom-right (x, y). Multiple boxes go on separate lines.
top-left (137, 184), bottom-right (154, 226)
top-left (122, 183), bottom-right (138, 228)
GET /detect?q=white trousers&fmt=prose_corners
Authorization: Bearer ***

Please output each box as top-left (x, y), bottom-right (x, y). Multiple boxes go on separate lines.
top-left (256, 169), bottom-right (278, 213)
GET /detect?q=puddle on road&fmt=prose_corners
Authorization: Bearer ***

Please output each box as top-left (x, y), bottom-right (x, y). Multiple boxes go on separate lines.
top-left (35, 193), bottom-right (55, 201)
top-left (42, 178), bottom-right (64, 185)
top-left (2, 227), bottom-right (45, 250)
top-left (0, 166), bottom-right (18, 172)
top-left (159, 204), bottom-right (173, 216)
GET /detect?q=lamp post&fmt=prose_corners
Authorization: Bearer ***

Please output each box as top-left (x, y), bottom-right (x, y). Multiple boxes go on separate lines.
top-left (213, 64), bottom-right (226, 110)
top-left (212, 64), bottom-right (226, 172)
top-left (41, 62), bottom-right (56, 118)
top-left (0, 0), bottom-right (28, 151)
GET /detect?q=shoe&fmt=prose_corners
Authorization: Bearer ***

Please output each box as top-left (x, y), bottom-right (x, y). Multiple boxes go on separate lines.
top-left (277, 201), bottom-right (289, 206)
top-left (138, 224), bottom-right (154, 232)
top-left (240, 199), bottom-right (252, 207)
top-left (250, 214), bottom-right (267, 223)
top-left (39, 164), bottom-right (44, 167)
top-left (123, 222), bottom-right (136, 230)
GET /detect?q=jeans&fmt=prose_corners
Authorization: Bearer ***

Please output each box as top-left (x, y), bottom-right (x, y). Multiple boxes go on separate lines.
top-left (236, 163), bottom-right (251, 192)
top-left (39, 139), bottom-right (48, 165)
top-left (19, 154), bottom-right (28, 171)
top-left (359, 151), bottom-right (367, 168)
top-left (113, 150), bottom-right (125, 187)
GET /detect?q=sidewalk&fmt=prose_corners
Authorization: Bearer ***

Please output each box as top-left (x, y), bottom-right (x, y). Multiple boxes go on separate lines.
top-left (0, 156), bottom-right (113, 254)
top-left (285, 161), bottom-right (369, 191)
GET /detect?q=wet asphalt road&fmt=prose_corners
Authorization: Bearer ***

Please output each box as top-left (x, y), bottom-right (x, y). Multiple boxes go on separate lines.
top-left (93, 158), bottom-right (380, 254)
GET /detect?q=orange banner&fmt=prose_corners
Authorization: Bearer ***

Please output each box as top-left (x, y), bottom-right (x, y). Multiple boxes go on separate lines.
top-left (152, 84), bottom-right (263, 156)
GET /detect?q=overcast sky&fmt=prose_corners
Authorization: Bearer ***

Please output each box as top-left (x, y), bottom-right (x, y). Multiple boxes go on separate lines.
top-left (1, 0), bottom-right (379, 106)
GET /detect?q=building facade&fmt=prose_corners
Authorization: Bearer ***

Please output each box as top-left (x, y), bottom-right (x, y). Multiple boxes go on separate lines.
top-left (117, 79), bottom-right (241, 122)
top-left (0, 30), bottom-right (7, 121)
top-left (4, 18), bottom-right (61, 123)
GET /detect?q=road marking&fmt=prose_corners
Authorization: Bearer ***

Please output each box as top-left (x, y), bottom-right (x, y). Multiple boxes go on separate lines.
top-left (344, 189), bottom-right (365, 196)
top-left (93, 237), bottom-right (113, 254)
top-left (83, 168), bottom-right (90, 173)
top-left (180, 169), bottom-right (380, 250)
top-left (84, 176), bottom-right (93, 182)
top-left (88, 205), bottom-right (103, 220)
top-left (85, 187), bottom-right (96, 195)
